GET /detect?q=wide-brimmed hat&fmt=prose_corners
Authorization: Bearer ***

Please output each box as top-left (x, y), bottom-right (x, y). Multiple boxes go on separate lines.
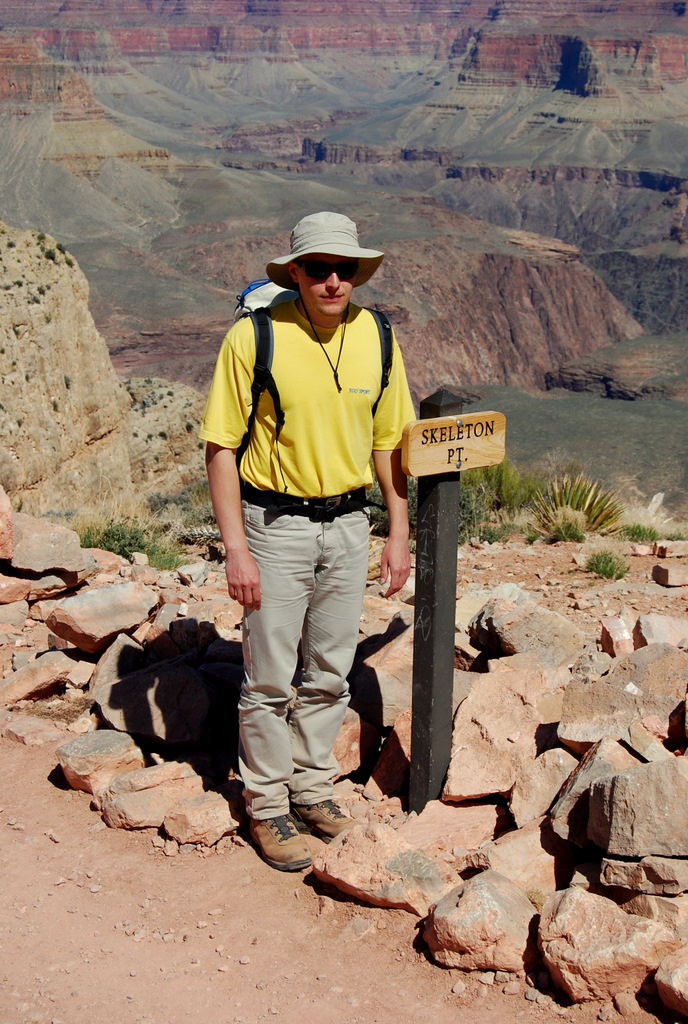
top-left (265, 211), bottom-right (384, 290)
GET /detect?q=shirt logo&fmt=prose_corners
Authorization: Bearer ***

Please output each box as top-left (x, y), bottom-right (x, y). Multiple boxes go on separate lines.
top-left (348, 387), bottom-right (371, 395)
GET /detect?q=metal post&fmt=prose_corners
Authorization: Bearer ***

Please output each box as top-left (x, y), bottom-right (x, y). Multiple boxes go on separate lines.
top-left (409, 389), bottom-right (462, 814)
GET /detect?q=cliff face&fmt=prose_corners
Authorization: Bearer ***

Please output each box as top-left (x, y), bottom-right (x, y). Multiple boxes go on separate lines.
top-left (0, 221), bottom-right (205, 515)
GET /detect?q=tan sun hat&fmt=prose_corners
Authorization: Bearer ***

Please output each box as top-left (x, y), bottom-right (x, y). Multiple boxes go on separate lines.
top-left (265, 211), bottom-right (384, 290)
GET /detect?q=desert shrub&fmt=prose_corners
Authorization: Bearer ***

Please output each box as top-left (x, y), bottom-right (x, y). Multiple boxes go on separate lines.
top-left (462, 458), bottom-right (544, 516)
top-left (529, 474), bottom-right (625, 536)
top-left (586, 550), bottom-right (629, 580)
top-left (77, 515), bottom-right (185, 569)
top-left (620, 523), bottom-right (659, 543)
top-left (548, 507), bottom-right (587, 543)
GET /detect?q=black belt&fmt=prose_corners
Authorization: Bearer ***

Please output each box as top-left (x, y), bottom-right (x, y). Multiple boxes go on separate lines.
top-left (241, 482), bottom-right (383, 520)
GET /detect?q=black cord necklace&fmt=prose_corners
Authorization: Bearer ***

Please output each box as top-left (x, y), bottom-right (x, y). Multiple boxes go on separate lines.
top-left (301, 302), bottom-right (348, 393)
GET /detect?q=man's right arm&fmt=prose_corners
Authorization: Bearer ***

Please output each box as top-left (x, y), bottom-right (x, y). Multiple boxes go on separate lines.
top-left (205, 442), bottom-right (262, 610)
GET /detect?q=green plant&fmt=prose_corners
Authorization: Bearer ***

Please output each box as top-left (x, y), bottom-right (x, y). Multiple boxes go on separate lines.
top-left (65, 256), bottom-right (74, 268)
top-left (44, 249), bottom-right (56, 262)
top-left (586, 549), bottom-right (629, 580)
top-left (529, 474), bottom-right (625, 536)
top-left (548, 507), bottom-right (587, 543)
top-left (77, 517), bottom-right (185, 570)
top-left (158, 431), bottom-right (167, 440)
top-left (620, 523), bottom-right (659, 543)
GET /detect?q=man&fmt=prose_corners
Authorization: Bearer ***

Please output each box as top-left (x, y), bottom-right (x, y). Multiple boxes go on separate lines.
top-left (200, 211), bottom-right (415, 872)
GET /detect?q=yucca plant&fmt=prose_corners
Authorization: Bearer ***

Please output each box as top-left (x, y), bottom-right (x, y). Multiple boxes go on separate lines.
top-left (529, 474), bottom-right (625, 537)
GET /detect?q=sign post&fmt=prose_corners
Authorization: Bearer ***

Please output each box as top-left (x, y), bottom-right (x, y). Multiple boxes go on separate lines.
top-left (402, 394), bottom-right (506, 814)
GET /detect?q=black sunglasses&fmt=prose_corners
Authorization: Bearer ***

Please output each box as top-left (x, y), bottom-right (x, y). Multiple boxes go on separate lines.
top-left (296, 259), bottom-right (359, 281)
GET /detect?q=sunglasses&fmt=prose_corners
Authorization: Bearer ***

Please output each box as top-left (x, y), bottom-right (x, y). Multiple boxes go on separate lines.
top-left (296, 259), bottom-right (359, 281)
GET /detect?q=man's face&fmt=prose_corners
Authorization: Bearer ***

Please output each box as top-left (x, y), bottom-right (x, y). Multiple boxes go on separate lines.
top-left (288, 253), bottom-right (357, 328)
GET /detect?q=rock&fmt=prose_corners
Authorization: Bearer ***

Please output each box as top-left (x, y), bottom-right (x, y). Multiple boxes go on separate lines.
top-left (0, 599), bottom-right (29, 628)
top-left (57, 731), bottom-right (146, 795)
top-left (655, 947), bottom-right (688, 1016)
top-left (469, 594), bottom-right (586, 668)
top-left (366, 707), bottom-right (411, 799)
top-left (599, 616), bottom-right (634, 658)
top-left (2, 713), bottom-right (67, 745)
top-left (588, 758), bottom-right (688, 857)
top-left (163, 791), bottom-right (239, 846)
top-left (538, 887), bottom-right (679, 1003)
top-left (312, 823), bottom-right (456, 916)
top-left (634, 613), bottom-right (688, 649)
top-left (93, 659), bottom-right (210, 745)
top-left (510, 747), bottom-right (579, 828)
top-left (0, 486), bottom-right (14, 559)
top-left (570, 645), bottom-right (613, 684)
top-left (177, 563), bottom-right (209, 587)
top-left (655, 542), bottom-right (688, 558)
top-left (99, 761), bottom-right (206, 829)
top-left (0, 573), bottom-right (31, 604)
top-left (333, 706), bottom-right (380, 779)
top-left (46, 582), bottom-right (158, 653)
top-left (601, 855), bottom-right (688, 896)
top-left (443, 664), bottom-right (567, 801)
top-left (399, 799), bottom-right (509, 858)
top-left (652, 564), bottom-right (688, 587)
top-left (89, 633), bottom-right (147, 690)
top-left (424, 870), bottom-right (538, 972)
top-left (558, 644), bottom-right (688, 753)
top-left (348, 610), bottom-right (414, 728)
top-left (11, 513), bottom-right (97, 576)
top-left (550, 738), bottom-right (640, 847)
top-left (465, 816), bottom-right (575, 897)
top-left (620, 721), bottom-right (673, 762)
top-left (0, 650), bottom-right (77, 704)
top-left (622, 893), bottom-right (688, 940)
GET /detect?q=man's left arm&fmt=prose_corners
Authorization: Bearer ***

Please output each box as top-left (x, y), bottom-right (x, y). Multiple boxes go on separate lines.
top-left (372, 447), bottom-right (410, 598)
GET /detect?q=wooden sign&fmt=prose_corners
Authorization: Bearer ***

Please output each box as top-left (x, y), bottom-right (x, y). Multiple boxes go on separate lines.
top-left (401, 411), bottom-right (506, 477)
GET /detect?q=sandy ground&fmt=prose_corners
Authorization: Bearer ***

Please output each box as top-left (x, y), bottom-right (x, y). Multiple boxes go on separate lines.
top-left (1, 538), bottom-right (686, 1024)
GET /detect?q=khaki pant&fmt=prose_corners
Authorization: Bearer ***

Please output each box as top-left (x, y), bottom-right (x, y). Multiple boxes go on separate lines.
top-left (239, 501), bottom-right (370, 820)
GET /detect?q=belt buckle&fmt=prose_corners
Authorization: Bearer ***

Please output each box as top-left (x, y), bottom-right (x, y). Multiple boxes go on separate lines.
top-left (324, 495), bottom-right (342, 510)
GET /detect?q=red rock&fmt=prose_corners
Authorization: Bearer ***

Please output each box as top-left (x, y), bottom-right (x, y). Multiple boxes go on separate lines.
top-left (510, 747), bottom-right (578, 828)
top-left (333, 706), bottom-right (380, 780)
top-left (652, 564), bottom-right (688, 588)
top-left (656, 947), bottom-right (688, 1017)
top-left (2, 714), bottom-right (67, 746)
top-left (634, 613), bottom-right (688, 648)
top-left (99, 762), bottom-right (205, 830)
top-left (540, 888), bottom-right (680, 1003)
top-left (465, 816), bottom-right (575, 895)
top-left (57, 731), bottom-right (146, 795)
top-left (0, 573), bottom-right (29, 604)
top-left (399, 799), bottom-right (509, 858)
top-left (163, 791), bottom-right (239, 846)
top-left (366, 706), bottom-right (411, 800)
top-left (425, 870), bottom-right (538, 972)
top-left (46, 581), bottom-right (158, 653)
top-left (0, 650), bottom-right (76, 704)
top-left (11, 513), bottom-right (97, 576)
top-left (0, 600), bottom-right (28, 629)
top-left (312, 823), bottom-right (456, 916)
top-left (600, 616), bottom-right (634, 658)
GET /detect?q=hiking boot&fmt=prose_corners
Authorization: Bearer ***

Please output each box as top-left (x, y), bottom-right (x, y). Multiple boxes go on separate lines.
top-left (291, 799), bottom-right (356, 842)
top-left (250, 814), bottom-right (313, 872)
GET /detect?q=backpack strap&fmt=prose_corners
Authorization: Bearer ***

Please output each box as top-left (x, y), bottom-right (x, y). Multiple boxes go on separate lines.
top-left (235, 308), bottom-right (285, 476)
top-left (366, 308), bottom-right (393, 417)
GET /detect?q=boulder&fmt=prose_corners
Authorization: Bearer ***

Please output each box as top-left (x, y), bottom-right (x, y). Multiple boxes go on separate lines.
top-left (424, 870), bottom-right (538, 972)
top-left (99, 761), bottom-right (205, 829)
top-left (0, 599), bottom-right (29, 629)
top-left (89, 633), bottom-right (147, 690)
top-left (509, 747), bottom-right (579, 828)
top-left (550, 738), bottom-right (640, 846)
top-left (46, 582), bottom-right (158, 654)
top-left (601, 855), bottom-right (688, 896)
top-left (312, 823), bottom-right (456, 916)
top-left (588, 757), bottom-right (688, 857)
top-left (539, 887), bottom-right (679, 1003)
top-left (2, 714), bottom-right (67, 746)
top-left (634, 613), bottom-right (688, 649)
top-left (656, 947), bottom-right (688, 1017)
top-left (398, 800), bottom-right (509, 859)
top-left (443, 664), bottom-right (567, 801)
top-left (620, 721), bottom-right (673, 763)
top-left (469, 594), bottom-right (586, 669)
top-left (163, 791), bottom-right (239, 846)
top-left (558, 644), bottom-right (688, 753)
top-left (93, 659), bottom-right (211, 745)
top-left (0, 573), bottom-right (30, 604)
top-left (622, 894), bottom-right (688, 940)
top-left (464, 816), bottom-right (575, 897)
top-left (0, 650), bottom-right (77, 704)
top-left (57, 731), bottom-right (146, 795)
top-left (600, 616), bottom-right (634, 658)
top-left (652, 564), bottom-right (688, 587)
top-left (333, 706), bottom-right (380, 780)
top-left (11, 513), bottom-right (97, 576)
top-left (366, 706), bottom-right (411, 800)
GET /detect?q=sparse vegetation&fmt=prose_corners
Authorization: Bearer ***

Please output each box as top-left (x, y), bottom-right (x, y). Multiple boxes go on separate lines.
top-left (620, 523), bottom-right (659, 543)
top-left (586, 549), bottom-right (630, 580)
top-left (75, 509), bottom-right (186, 570)
top-left (548, 508), bottom-right (587, 543)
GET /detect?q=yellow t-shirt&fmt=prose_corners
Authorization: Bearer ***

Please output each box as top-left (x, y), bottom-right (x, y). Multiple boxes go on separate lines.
top-left (199, 301), bottom-right (415, 498)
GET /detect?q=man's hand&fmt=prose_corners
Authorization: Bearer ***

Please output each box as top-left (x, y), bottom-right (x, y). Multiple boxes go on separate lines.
top-left (225, 547), bottom-right (262, 610)
top-left (379, 534), bottom-right (411, 598)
